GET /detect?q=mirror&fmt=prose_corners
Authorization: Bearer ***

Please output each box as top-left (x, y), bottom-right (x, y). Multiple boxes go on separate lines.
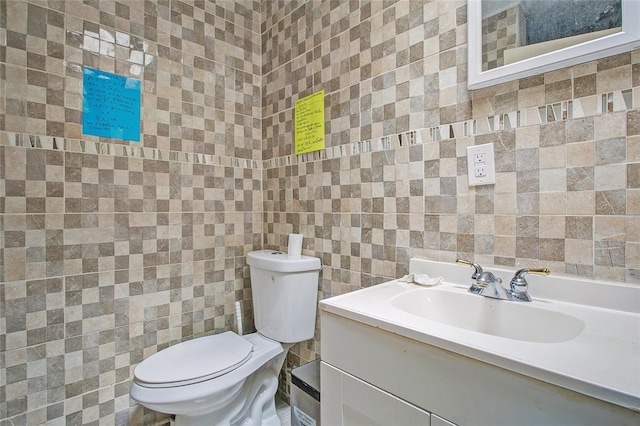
top-left (468, 0), bottom-right (640, 89)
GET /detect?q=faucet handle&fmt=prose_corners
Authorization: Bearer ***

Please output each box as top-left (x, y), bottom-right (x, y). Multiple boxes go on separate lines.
top-left (455, 258), bottom-right (483, 280)
top-left (509, 268), bottom-right (550, 302)
top-left (525, 268), bottom-right (550, 276)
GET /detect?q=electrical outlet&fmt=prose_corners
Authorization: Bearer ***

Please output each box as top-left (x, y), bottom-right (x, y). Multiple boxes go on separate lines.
top-left (467, 143), bottom-right (496, 186)
top-left (474, 165), bottom-right (487, 177)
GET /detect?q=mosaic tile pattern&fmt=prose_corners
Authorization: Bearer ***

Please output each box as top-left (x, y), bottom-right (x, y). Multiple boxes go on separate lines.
top-left (2, 0), bottom-right (262, 424)
top-left (3, 0), bottom-right (640, 422)
top-left (261, 0), bottom-right (640, 401)
top-left (3, 0), bottom-right (262, 159)
top-left (481, 4), bottom-right (523, 71)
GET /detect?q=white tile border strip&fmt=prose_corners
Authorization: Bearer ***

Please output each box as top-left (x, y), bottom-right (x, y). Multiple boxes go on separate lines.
top-left (1, 132), bottom-right (261, 170)
top-left (1, 88), bottom-right (635, 171)
top-left (264, 88), bottom-right (637, 169)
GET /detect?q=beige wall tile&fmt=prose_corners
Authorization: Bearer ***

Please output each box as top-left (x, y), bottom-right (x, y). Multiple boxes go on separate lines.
top-left (5, 0), bottom-right (640, 422)
top-left (567, 141), bottom-right (595, 167)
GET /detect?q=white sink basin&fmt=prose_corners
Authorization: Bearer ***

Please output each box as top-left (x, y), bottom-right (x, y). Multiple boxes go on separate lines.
top-left (390, 287), bottom-right (585, 343)
top-left (319, 258), bottom-right (640, 411)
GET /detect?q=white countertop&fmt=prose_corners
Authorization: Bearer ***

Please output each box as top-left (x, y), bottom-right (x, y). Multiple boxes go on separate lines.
top-left (320, 258), bottom-right (640, 410)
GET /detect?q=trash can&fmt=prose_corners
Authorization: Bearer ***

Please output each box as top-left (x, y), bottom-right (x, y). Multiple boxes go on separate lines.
top-left (291, 359), bottom-right (320, 426)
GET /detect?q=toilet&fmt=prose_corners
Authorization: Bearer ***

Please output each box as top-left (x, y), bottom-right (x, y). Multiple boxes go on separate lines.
top-left (130, 250), bottom-right (322, 426)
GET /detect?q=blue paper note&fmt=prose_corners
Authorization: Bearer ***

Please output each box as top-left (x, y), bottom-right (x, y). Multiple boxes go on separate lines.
top-left (82, 67), bottom-right (141, 142)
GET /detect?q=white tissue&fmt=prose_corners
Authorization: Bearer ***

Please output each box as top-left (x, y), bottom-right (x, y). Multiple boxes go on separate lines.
top-left (287, 233), bottom-right (303, 258)
top-left (398, 273), bottom-right (443, 286)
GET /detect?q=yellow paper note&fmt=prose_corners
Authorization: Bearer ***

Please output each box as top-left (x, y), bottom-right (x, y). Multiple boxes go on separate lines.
top-left (294, 90), bottom-right (325, 155)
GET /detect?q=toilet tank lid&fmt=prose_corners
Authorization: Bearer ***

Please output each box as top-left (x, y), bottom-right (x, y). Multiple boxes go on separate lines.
top-left (247, 250), bottom-right (321, 272)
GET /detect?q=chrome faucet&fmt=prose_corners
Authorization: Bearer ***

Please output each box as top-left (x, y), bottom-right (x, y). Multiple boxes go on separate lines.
top-left (472, 270), bottom-right (510, 300)
top-left (456, 259), bottom-right (550, 302)
top-left (456, 259), bottom-right (506, 299)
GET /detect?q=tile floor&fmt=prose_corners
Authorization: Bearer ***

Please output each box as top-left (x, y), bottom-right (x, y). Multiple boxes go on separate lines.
top-left (276, 398), bottom-right (292, 426)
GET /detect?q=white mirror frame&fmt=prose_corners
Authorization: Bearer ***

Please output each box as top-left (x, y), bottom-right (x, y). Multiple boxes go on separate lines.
top-left (468, 0), bottom-right (640, 90)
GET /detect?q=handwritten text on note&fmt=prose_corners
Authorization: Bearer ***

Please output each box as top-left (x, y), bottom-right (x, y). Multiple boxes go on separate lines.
top-left (83, 67), bottom-right (141, 142)
top-left (294, 90), bottom-right (325, 155)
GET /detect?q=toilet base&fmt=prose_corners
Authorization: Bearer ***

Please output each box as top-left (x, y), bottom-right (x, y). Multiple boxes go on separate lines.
top-left (172, 342), bottom-right (292, 426)
top-left (131, 333), bottom-right (291, 426)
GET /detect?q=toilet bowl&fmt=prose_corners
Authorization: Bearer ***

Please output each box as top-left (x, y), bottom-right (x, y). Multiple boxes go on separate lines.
top-left (130, 332), bottom-right (286, 425)
top-left (130, 250), bottom-right (321, 426)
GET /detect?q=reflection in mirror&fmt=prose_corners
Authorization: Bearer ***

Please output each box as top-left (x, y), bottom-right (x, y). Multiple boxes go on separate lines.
top-left (467, 0), bottom-right (640, 89)
top-left (482, 0), bottom-right (622, 71)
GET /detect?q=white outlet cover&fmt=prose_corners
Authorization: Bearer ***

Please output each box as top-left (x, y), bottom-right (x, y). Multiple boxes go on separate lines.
top-left (467, 143), bottom-right (496, 186)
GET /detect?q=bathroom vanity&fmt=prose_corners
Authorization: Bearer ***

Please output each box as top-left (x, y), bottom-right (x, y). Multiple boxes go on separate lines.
top-left (320, 258), bottom-right (640, 425)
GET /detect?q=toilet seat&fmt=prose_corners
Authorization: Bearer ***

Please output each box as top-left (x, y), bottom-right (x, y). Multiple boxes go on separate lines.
top-left (134, 331), bottom-right (254, 388)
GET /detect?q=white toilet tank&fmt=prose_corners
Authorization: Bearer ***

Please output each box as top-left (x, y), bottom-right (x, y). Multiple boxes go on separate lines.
top-left (247, 250), bottom-right (321, 343)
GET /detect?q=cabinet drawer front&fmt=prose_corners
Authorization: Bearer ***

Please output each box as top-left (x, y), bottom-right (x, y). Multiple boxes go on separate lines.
top-left (321, 362), bottom-right (430, 426)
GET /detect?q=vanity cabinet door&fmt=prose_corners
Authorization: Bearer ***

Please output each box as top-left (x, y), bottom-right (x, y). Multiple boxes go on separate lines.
top-left (321, 362), bottom-right (430, 426)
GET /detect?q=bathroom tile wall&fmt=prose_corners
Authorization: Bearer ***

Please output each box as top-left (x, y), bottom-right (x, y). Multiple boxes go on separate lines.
top-left (2, 0), bottom-right (640, 421)
top-left (261, 0), bottom-right (640, 397)
top-left (1, 0), bottom-right (262, 424)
